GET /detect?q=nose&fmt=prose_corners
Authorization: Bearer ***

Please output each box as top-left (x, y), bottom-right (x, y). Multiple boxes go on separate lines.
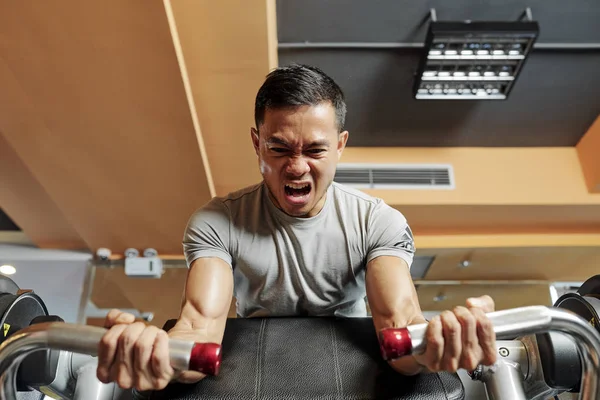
top-left (285, 156), bottom-right (310, 177)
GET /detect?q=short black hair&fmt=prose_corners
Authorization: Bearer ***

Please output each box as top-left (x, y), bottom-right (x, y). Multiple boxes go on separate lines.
top-left (254, 64), bottom-right (346, 132)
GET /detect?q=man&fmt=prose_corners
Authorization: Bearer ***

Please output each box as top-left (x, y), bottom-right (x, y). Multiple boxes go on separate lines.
top-left (97, 64), bottom-right (497, 391)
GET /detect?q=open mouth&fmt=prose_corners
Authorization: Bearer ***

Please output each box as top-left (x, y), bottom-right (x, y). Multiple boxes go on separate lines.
top-left (284, 182), bottom-right (312, 198)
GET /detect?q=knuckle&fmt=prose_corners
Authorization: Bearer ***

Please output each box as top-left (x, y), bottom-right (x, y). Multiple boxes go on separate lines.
top-left (134, 339), bottom-right (147, 353)
top-left (445, 359), bottom-right (458, 373)
top-left (463, 356), bottom-right (479, 371)
top-left (426, 324), bottom-right (439, 341)
top-left (486, 350), bottom-right (498, 364)
top-left (133, 379), bottom-right (144, 391)
top-left (118, 332), bottom-right (132, 348)
top-left (479, 317), bottom-right (493, 332)
top-left (447, 322), bottom-right (459, 334)
top-left (153, 377), bottom-right (169, 390)
top-left (482, 295), bottom-right (494, 306)
top-left (116, 377), bottom-right (131, 389)
top-left (137, 378), bottom-right (154, 392)
top-left (428, 336), bottom-right (442, 351)
top-left (96, 368), bottom-right (108, 383)
top-left (453, 306), bottom-right (468, 316)
top-left (466, 335), bottom-right (479, 349)
top-left (131, 321), bottom-right (146, 332)
top-left (151, 353), bottom-right (162, 370)
top-left (440, 310), bottom-right (454, 321)
top-left (426, 361), bottom-right (439, 372)
top-left (456, 311), bottom-right (475, 326)
top-left (157, 329), bottom-right (169, 341)
top-left (100, 333), bottom-right (115, 348)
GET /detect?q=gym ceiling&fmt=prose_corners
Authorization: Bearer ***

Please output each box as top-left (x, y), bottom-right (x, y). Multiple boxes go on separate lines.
top-left (0, 1), bottom-right (599, 291)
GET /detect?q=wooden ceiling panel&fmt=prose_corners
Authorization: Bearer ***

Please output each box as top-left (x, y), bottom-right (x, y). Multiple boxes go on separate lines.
top-left (401, 205), bottom-right (600, 236)
top-left (0, 132), bottom-right (86, 249)
top-left (168, 0), bottom-right (278, 196)
top-left (422, 246), bottom-right (600, 281)
top-left (577, 115), bottom-right (600, 193)
top-left (416, 284), bottom-right (552, 312)
top-left (0, 2), bottom-right (213, 253)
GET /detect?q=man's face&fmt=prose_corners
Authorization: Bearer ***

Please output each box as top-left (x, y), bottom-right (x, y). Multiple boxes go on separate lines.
top-left (251, 103), bottom-right (348, 218)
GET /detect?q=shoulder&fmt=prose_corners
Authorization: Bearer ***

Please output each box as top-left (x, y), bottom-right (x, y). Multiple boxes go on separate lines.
top-left (220, 182), bottom-right (264, 204)
top-left (330, 182), bottom-right (409, 225)
top-left (199, 182), bottom-right (264, 213)
top-left (330, 182), bottom-right (394, 215)
top-left (330, 182), bottom-right (380, 207)
top-left (187, 182), bottom-right (263, 224)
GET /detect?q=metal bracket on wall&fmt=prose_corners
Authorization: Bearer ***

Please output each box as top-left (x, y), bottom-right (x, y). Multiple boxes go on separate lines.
top-left (429, 8), bottom-right (437, 23)
top-left (426, 7), bottom-right (532, 24)
top-left (520, 7), bottom-right (534, 22)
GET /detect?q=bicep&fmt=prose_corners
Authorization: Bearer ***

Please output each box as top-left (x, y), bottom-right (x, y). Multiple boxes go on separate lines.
top-left (366, 256), bottom-right (426, 334)
top-left (171, 257), bottom-right (234, 343)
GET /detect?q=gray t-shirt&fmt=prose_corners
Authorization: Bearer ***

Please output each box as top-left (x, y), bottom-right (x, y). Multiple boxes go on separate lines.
top-left (182, 181), bottom-right (415, 318)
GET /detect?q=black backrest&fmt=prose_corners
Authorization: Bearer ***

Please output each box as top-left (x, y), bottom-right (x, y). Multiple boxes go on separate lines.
top-left (151, 317), bottom-right (464, 400)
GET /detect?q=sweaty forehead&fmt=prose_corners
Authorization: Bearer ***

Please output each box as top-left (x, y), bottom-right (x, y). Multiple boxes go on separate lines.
top-left (261, 104), bottom-right (338, 143)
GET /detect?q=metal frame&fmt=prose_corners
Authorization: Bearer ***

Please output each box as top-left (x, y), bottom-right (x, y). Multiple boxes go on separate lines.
top-left (279, 7), bottom-right (600, 52)
top-left (76, 260), bottom-right (96, 324)
top-left (278, 42), bottom-right (600, 50)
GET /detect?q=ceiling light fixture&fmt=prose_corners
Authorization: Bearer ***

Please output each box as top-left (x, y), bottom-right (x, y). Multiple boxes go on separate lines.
top-left (414, 8), bottom-right (539, 100)
top-left (0, 265), bottom-right (16, 275)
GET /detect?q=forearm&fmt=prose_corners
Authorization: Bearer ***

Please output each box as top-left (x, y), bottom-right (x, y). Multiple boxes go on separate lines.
top-left (366, 256), bottom-right (429, 376)
top-left (167, 258), bottom-right (233, 383)
top-left (168, 305), bottom-right (229, 343)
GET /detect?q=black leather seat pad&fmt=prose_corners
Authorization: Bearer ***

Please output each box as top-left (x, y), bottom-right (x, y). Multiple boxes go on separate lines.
top-left (150, 317), bottom-right (464, 400)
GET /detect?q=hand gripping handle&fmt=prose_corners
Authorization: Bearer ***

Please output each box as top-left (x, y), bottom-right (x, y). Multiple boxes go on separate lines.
top-left (39, 322), bottom-right (222, 375)
top-left (379, 306), bottom-right (557, 361)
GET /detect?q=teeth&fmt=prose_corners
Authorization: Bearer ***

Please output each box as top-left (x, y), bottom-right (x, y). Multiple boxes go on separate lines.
top-left (286, 183), bottom-right (309, 190)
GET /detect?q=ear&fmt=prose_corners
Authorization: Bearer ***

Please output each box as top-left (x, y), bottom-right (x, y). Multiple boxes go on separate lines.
top-left (250, 127), bottom-right (260, 156)
top-left (336, 131), bottom-right (349, 160)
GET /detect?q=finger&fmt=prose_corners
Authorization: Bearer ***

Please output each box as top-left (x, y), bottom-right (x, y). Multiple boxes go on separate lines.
top-left (439, 311), bottom-right (461, 372)
top-left (454, 306), bottom-right (481, 371)
top-left (466, 295), bottom-right (495, 313)
top-left (471, 307), bottom-right (497, 365)
top-left (97, 324), bottom-right (129, 384)
top-left (150, 330), bottom-right (176, 389)
top-left (133, 326), bottom-right (160, 391)
top-left (110, 322), bottom-right (147, 389)
top-left (104, 309), bottom-right (136, 328)
top-left (424, 316), bottom-right (444, 371)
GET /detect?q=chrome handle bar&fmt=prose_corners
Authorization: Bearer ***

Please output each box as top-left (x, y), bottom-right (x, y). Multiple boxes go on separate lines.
top-left (381, 306), bottom-right (600, 400)
top-left (0, 322), bottom-right (221, 399)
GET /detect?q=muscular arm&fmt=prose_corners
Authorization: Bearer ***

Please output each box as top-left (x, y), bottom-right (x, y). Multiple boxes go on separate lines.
top-left (167, 257), bottom-right (234, 383)
top-left (366, 255), bottom-right (427, 375)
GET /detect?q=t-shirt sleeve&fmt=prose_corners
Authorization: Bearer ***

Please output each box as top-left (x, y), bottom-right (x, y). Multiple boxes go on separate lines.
top-left (366, 200), bottom-right (416, 268)
top-left (182, 198), bottom-right (232, 268)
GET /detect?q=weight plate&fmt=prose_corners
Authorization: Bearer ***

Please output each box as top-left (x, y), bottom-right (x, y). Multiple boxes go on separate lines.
top-left (577, 274), bottom-right (600, 298)
top-left (0, 292), bottom-right (48, 344)
top-left (555, 293), bottom-right (600, 334)
top-left (0, 275), bottom-right (19, 296)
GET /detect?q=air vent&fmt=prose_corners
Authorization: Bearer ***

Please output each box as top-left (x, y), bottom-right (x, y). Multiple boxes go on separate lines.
top-left (334, 164), bottom-right (454, 189)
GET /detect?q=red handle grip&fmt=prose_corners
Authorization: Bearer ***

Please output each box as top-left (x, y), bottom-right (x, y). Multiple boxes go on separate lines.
top-left (378, 327), bottom-right (413, 361)
top-left (188, 343), bottom-right (222, 376)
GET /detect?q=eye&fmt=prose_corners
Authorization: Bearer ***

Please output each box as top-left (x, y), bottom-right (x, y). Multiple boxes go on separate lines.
top-left (307, 149), bottom-right (327, 155)
top-left (270, 147), bottom-right (288, 153)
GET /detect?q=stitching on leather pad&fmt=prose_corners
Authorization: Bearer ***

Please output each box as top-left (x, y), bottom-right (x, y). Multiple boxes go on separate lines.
top-left (254, 319), bottom-right (267, 400)
top-left (330, 321), bottom-right (343, 399)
